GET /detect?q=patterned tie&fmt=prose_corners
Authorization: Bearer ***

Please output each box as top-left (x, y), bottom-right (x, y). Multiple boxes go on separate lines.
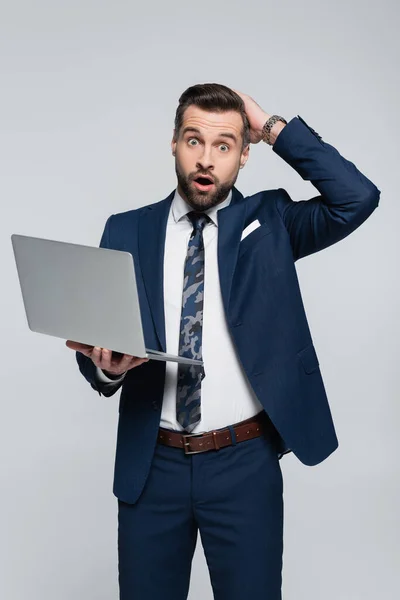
top-left (176, 211), bottom-right (209, 432)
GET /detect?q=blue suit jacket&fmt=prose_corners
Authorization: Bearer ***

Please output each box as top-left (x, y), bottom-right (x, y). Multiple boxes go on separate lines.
top-left (76, 115), bottom-right (380, 504)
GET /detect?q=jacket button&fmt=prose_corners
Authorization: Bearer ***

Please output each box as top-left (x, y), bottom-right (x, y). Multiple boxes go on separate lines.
top-left (152, 401), bottom-right (159, 410)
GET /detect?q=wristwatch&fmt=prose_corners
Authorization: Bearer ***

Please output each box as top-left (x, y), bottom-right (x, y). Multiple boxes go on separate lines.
top-left (261, 115), bottom-right (288, 145)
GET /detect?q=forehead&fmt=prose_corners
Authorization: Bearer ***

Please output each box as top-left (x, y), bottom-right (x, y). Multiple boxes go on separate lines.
top-left (181, 105), bottom-right (243, 137)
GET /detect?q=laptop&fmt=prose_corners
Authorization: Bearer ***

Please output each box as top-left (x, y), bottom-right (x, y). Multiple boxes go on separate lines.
top-left (11, 234), bottom-right (203, 366)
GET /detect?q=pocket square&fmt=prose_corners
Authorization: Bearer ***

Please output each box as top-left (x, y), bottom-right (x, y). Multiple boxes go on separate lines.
top-left (240, 219), bottom-right (261, 241)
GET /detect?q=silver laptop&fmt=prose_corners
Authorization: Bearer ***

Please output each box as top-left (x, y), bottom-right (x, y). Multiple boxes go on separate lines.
top-left (11, 234), bottom-right (203, 366)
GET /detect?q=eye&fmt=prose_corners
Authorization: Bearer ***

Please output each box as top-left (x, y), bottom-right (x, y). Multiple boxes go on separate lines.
top-left (187, 138), bottom-right (229, 152)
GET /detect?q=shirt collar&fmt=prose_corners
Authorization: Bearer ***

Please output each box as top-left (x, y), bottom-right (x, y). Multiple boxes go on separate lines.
top-left (171, 186), bottom-right (232, 226)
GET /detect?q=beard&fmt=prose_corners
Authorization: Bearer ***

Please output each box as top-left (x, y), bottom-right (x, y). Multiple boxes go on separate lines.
top-left (175, 160), bottom-right (239, 212)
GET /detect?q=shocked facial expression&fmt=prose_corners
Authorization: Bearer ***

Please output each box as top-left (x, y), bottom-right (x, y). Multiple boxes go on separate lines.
top-left (171, 106), bottom-right (249, 211)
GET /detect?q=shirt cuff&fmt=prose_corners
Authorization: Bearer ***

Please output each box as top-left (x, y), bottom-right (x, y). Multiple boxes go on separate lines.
top-left (95, 367), bottom-right (127, 384)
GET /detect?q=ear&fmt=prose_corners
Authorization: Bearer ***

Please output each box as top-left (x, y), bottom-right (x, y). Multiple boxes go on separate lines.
top-left (240, 144), bottom-right (250, 168)
top-left (171, 129), bottom-right (177, 155)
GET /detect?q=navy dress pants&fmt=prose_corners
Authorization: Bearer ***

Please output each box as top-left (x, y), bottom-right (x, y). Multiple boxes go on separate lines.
top-left (117, 426), bottom-right (284, 599)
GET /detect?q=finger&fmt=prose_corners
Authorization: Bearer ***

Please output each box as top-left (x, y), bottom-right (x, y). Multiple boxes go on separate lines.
top-left (91, 346), bottom-right (102, 367)
top-left (100, 351), bottom-right (135, 373)
top-left (115, 354), bottom-right (147, 371)
top-left (66, 340), bottom-right (94, 354)
top-left (232, 88), bottom-right (245, 99)
top-left (117, 354), bottom-right (137, 370)
top-left (129, 356), bottom-right (150, 369)
top-left (99, 348), bottom-right (112, 371)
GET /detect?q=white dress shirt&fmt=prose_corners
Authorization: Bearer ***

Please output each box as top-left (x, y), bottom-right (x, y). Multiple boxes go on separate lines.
top-left (96, 188), bottom-right (263, 432)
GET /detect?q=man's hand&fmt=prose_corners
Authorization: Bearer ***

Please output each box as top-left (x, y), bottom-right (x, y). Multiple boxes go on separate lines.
top-left (65, 340), bottom-right (149, 376)
top-left (232, 88), bottom-right (286, 145)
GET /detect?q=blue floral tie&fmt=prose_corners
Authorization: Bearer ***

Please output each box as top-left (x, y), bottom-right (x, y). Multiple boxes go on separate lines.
top-left (176, 211), bottom-right (209, 432)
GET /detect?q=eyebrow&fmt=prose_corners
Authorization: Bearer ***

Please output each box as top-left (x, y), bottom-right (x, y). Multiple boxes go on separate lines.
top-left (181, 126), bottom-right (238, 144)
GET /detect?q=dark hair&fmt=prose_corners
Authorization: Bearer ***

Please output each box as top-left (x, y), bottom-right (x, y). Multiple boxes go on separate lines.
top-left (173, 83), bottom-right (250, 152)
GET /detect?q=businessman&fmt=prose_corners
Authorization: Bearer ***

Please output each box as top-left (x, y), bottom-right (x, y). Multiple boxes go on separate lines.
top-left (66, 83), bottom-right (380, 599)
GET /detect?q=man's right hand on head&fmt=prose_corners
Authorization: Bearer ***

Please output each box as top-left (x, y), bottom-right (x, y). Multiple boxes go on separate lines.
top-left (65, 340), bottom-right (149, 376)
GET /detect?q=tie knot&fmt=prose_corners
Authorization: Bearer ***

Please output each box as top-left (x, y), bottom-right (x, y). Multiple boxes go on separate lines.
top-left (187, 211), bottom-right (210, 233)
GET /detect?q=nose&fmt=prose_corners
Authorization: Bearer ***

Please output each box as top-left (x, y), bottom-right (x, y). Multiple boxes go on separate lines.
top-left (196, 146), bottom-right (214, 173)
top-left (196, 158), bottom-right (214, 173)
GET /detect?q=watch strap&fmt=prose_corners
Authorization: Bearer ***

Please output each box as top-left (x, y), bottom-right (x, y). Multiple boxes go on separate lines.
top-left (262, 115), bottom-right (288, 145)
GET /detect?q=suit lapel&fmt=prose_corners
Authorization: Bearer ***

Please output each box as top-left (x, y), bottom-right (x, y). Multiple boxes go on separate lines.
top-left (138, 191), bottom-right (174, 352)
top-left (216, 186), bottom-right (246, 313)
top-left (138, 186), bottom-right (247, 353)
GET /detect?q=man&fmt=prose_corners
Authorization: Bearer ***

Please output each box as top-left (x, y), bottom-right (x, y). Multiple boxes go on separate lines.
top-left (66, 83), bottom-right (380, 599)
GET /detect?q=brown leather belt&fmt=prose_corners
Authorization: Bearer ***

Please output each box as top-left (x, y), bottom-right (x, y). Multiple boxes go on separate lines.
top-left (157, 411), bottom-right (275, 455)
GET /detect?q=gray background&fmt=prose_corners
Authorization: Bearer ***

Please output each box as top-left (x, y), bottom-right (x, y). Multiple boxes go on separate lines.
top-left (1, 1), bottom-right (398, 598)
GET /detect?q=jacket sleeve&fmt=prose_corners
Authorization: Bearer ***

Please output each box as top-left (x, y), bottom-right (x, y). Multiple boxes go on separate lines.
top-left (272, 115), bottom-right (381, 261)
top-left (75, 214), bottom-right (125, 397)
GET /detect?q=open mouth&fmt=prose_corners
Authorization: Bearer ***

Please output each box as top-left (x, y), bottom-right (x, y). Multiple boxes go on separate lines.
top-left (193, 176), bottom-right (215, 191)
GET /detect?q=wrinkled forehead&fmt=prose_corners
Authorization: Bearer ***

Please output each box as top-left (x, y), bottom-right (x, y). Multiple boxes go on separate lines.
top-left (181, 106), bottom-right (243, 140)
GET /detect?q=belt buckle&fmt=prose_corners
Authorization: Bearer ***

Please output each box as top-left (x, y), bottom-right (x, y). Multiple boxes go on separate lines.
top-left (182, 432), bottom-right (206, 455)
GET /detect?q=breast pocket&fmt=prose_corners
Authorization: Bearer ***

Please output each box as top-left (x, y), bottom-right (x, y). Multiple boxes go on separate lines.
top-left (238, 222), bottom-right (272, 260)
